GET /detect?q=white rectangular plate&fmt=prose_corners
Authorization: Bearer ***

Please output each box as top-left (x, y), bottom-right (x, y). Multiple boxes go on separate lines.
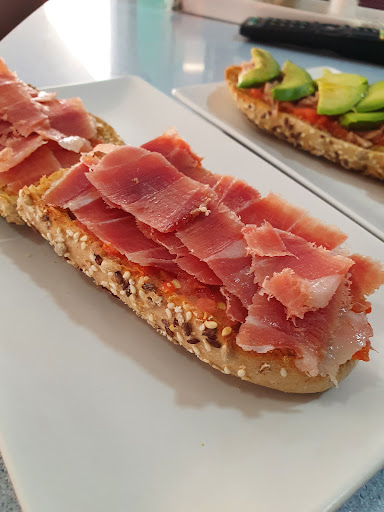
top-left (1, 76), bottom-right (383, 512)
top-left (173, 79), bottom-right (384, 242)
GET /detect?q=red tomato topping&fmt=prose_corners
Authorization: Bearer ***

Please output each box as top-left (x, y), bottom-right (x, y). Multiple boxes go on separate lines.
top-left (286, 106), bottom-right (326, 124)
top-left (160, 281), bottom-right (176, 294)
top-left (372, 133), bottom-right (384, 146)
top-left (248, 88), bottom-right (264, 100)
top-left (196, 296), bottom-right (217, 315)
top-left (352, 342), bottom-right (371, 362)
top-left (102, 242), bottom-right (124, 259)
top-left (283, 104), bottom-right (352, 139)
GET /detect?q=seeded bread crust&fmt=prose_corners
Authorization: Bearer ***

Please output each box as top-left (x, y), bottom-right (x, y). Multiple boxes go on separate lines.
top-left (0, 115), bottom-right (124, 225)
top-left (17, 170), bottom-right (357, 393)
top-left (0, 191), bottom-right (22, 224)
top-left (226, 66), bottom-right (384, 181)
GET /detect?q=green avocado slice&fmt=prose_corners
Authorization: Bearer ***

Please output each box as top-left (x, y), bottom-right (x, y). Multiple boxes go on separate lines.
top-left (355, 81), bottom-right (384, 113)
top-left (317, 69), bottom-right (368, 116)
top-left (339, 111), bottom-right (384, 130)
top-left (272, 61), bottom-right (315, 102)
top-left (237, 48), bottom-right (280, 88)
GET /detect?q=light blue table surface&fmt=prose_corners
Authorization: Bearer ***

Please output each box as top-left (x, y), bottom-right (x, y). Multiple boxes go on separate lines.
top-left (0, 1), bottom-right (383, 511)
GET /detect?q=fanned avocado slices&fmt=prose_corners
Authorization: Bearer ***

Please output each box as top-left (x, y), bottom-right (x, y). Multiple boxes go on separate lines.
top-left (339, 111), bottom-right (384, 130)
top-left (272, 61), bottom-right (315, 102)
top-left (317, 69), bottom-right (368, 116)
top-left (237, 48), bottom-right (280, 88)
top-left (355, 81), bottom-right (384, 113)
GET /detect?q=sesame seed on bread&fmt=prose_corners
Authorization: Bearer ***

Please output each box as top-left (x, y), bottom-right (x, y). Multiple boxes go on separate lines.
top-left (225, 66), bottom-right (384, 181)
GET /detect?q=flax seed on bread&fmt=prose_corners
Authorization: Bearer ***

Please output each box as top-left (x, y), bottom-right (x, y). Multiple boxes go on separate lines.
top-left (0, 115), bottom-right (124, 225)
top-left (226, 66), bottom-right (384, 181)
top-left (16, 168), bottom-right (357, 394)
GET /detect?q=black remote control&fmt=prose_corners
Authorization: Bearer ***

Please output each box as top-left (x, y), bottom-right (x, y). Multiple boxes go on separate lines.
top-left (240, 17), bottom-right (384, 65)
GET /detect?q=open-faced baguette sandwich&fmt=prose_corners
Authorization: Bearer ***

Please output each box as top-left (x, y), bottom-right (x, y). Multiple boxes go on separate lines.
top-left (0, 58), bottom-right (123, 224)
top-left (226, 48), bottom-right (384, 180)
top-left (15, 126), bottom-right (384, 393)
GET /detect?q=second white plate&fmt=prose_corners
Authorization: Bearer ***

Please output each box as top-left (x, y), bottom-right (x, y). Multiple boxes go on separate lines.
top-left (173, 80), bottom-right (384, 241)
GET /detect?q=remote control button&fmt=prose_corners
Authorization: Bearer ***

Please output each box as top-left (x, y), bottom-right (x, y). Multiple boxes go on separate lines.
top-left (321, 24), bottom-right (343, 32)
top-left (248, 17), bottom-right (266, 27)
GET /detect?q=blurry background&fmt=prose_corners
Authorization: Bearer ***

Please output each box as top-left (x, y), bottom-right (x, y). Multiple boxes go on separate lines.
top-left (2, 0), bottom-right (384, 42)
top-left (180, 0), bottom-right (384, 26)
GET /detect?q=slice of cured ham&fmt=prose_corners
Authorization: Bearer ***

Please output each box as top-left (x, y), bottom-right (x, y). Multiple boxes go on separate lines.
top-left (0, 120), bottom-right (13, 144)
top-left (44, 162), bottom-right (91, 207)
top-left (86, 145), bottom-right (213, 232)
top-left (36, 127), bottom-right (91, 153)
top-left (243, 223), bottom-right (354, 318)
top-left (177, 203), bottom-right (257, 307)
top-left (37, 98), bottom-right (96, 153)
top-left (240, 192), bottom-right (306, 230)
top-left (136, 220), bottom-right (190, 257)
top-left (0, 134), bottom-right (46, 173)
top-left (240, 193), bottom-right (347, 250)
top-left (0, 146), bottom-right (61, 193)
top-left (220, 287), bottom-right (247, 323)
top-left (136, 220), bottom-right (221, 286)
top-left (74, 198), bottom-right (179, 274)
top-left (262, 269), bottom-right (344, 318)
top-left (212, 175), bottom-right (261, 216)
top-left (291, 214), bottom-right (348, 250)
top-left (175, 254), bottom-right (222, 286)
top-left (236, 286), bottom-right (372, 380)
top-left (30, 90), bottom-right (57, 103)
top-left (42, 98), bottom-right (96, 140)
top-left (142, 129), bottom-right (219, 186)
top-left (0, 59), bottom-right (48, 137)
top-left (317, 309), bottom-right (373, 380)
top-left (348, 254), bottom-right (384, 313)
top-left (47, 142), bottom-right (81, 169)
top-left (242, 221), bottom-right (292, 257)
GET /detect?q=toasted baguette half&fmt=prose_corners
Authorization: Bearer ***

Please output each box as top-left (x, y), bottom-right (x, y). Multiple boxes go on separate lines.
top-left (17, 170), bottom-right (357, 394)
top-left (226, 66), bottom-right (384, 181)
top-left (0, 115), bottom-right (124, 225)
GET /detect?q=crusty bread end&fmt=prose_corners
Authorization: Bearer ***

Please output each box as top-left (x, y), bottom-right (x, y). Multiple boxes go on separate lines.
top-left (16, 170), bottom-right (357, 394)
top-left (226, 66), bottom-right (384, 181)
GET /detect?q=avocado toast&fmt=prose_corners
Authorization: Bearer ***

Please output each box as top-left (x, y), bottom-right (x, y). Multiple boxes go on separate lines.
top-left (226, 49), bottom-right (384, 181)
